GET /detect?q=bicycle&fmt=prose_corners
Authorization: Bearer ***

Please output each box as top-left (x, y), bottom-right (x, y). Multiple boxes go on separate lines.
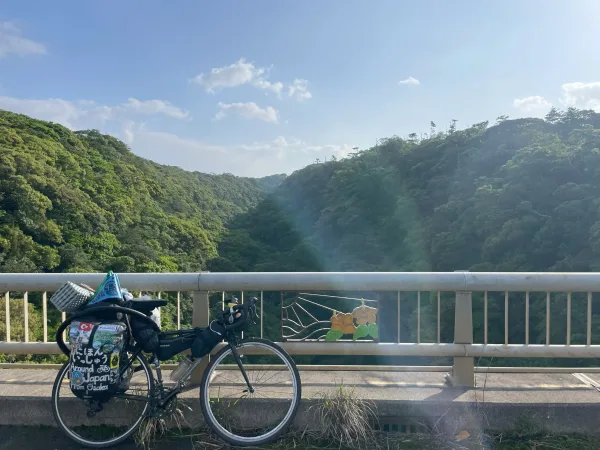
top-left (51, 296), bottom-right (302, 448)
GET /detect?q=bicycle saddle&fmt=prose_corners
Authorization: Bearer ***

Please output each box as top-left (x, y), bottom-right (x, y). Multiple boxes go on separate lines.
top-left (126, 298), bottom-right (167, 312)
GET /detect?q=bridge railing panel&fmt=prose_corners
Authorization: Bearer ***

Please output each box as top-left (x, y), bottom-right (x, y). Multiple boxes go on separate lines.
top-left (3, 272), bottom-right (600, 388)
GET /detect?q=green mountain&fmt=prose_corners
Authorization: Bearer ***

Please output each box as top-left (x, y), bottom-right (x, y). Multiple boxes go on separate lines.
top-left (215, 107), bottom-right (600, 275)
top-left (0, 110), bottom-right (267, 274)
top-left (211, 107), bottom-right (600, 362)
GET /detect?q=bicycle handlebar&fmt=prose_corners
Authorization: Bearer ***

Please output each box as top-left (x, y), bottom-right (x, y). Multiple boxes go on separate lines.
top-left (220, 297), bottom-right (257, 332)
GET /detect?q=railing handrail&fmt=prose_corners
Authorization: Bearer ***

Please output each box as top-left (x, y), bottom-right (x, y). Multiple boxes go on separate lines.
top-left (2, 271), bottom-right (600, 292)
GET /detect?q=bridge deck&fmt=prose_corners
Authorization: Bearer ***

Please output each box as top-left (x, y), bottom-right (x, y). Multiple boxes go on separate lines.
top-left (2, 368), bottom-right (600, 434)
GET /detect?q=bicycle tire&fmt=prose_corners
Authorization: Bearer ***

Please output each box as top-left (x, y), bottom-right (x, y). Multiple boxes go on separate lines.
top-left (199, 338), bottom-right (301, 447)
top-left (51, 352), bottom-right (154, 448)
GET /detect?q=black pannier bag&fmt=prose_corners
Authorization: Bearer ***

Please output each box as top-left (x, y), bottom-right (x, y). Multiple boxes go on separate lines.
top-left (68, 319), bottom-right (128, 400)
top-left (191, 321), bottom-right (226, 358)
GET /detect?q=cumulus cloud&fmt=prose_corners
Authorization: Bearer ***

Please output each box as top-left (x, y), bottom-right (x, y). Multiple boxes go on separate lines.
top-left (192, 58), bottom-right (264, 92)
top-left (560, 82), bottom-right (600, 112)
top-left (193, 58), bottom-right (312, 101)
top-left (0, 95), bottom-right (189, 129)
top-left (253, 78), bottom-right (284, 96)
top-left (214, 101), bottom-right (279, 123)
top-left (120, 98), bottom-right (189, 119)
top-left (512, 95), bottom-right (552, 117)
top-left (288, 79), bottom-right (312, 102)
top-left (0, 96), bottom-right (112, 129)
top-left (399, 76), bottom-right (420, 86)
top-left (0, 21), bottom-right (46, 57)
top-left (512, 81), bottom-right (600, 118)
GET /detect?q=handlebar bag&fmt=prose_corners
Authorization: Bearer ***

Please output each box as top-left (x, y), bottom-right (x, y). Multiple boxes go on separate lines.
top-left (68, 319), bottom-right (127, 401)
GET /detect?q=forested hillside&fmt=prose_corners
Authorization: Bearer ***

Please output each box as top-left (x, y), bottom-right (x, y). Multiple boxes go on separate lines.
top-left (4, 107), bottom-right (600, 366)
top-left (214, 107), bottom-right (600, 275)
top-left (211, 107), bottom-right (600, 364)
top-left (0, 110), bottom-right (267, 274)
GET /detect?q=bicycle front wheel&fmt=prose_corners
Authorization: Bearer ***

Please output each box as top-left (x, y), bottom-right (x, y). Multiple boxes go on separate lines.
top-left (200, 338), bottom-right (301, 447)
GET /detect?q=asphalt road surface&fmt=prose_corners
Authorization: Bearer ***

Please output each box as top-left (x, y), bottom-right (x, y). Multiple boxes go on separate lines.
top-left (0, 426), bottom-right (211, 450)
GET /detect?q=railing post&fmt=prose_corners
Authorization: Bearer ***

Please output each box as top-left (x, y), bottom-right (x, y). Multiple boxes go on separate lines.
top-left (449, 271), bottom-right (474, 387)
top-left (190, 290), bottom-right (210, 385)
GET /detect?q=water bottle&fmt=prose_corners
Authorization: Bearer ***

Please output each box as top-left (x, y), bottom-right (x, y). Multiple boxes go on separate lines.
top-left (170, 357), bottom-right (192, 382)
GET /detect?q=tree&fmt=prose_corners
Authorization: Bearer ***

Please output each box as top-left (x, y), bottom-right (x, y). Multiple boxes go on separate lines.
top-left (449, 119), bottom-right (458, 133)
top-left (544, 107), bottom-right (562, 124)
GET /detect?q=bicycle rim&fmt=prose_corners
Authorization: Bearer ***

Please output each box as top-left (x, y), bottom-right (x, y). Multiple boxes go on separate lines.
top-left (200, 339), bottom-right (301, 446)
top-left (52, 353), bottom-right (153, 448)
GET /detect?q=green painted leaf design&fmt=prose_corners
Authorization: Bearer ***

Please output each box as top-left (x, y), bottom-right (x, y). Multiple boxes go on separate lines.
top-left (325, 329), bottom-right (344, 342)
top-left (353, 324), bottom-right (369, 341)
top-left (367, 323), bottom-right (379, 339)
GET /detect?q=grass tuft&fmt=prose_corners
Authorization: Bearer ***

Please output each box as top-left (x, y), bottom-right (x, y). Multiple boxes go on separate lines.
top-left (134, 398), bottom-right (191, 450)
top-left (308, 383), bottom-right (379, 450)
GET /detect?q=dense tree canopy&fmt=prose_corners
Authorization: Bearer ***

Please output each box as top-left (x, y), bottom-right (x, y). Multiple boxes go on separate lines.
top-left (0, 110), bottom-right (268, 274)
top-left (215, 108), bottom-right (600, 275)
top-left (210, 107), bottom-right (600, 365)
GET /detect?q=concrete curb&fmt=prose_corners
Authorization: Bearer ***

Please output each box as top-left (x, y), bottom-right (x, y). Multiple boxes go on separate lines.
top-left (2, 395), bottom-right (600, 436)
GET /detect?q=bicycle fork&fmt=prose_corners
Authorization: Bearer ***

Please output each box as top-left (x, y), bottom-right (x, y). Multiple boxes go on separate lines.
top-left (230, 344), bottom-right (255, 394)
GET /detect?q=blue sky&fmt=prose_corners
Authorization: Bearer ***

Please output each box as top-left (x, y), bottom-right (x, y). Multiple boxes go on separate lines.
top-left (1, 1), bottom-right (600, 176)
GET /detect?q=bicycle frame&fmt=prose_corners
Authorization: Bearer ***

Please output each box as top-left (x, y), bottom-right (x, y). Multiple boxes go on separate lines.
top-left (112, 332), bottom-right (253, 410)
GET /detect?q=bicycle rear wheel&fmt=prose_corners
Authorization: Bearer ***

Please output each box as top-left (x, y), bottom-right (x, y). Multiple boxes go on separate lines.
top-left (200, 338), bottom-right (301, 447)
top-left (52, 352), bottom-right (154, 448)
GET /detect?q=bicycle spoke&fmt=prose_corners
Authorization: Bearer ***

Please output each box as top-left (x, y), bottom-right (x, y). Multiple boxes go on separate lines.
top-left (201, 339), bottom-right (300, 446)
top-left (52, 354), bottom-right (153, 448)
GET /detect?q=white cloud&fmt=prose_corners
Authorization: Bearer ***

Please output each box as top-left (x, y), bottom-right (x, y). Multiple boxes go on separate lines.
top-left (193, 58), bottom-right (312, 101)
top-left (512, 95), bottom-right (552, 117)
top-left (238, 136), bottom-right (354, 161)
top-left (513, 81), bottom-right (600, 118)
top-left (125, 127), bottom-right (354, 176)
top-left (192, 58), bottom-right (264, 92)
top-left (0, 95), bottom-right (189, 129)
top-left (0, 96), bottom-right (111, 129)
top-left (120, 98), bottom-right (189, 119)
top-left (214, 102), bottom-right (279, 123)
top-left (288, 79), bottom-right (312, 102)
top-left (560, 82), bottom-right (600, 112)
top-left (253, 78), bottom-right (284, 96)
top-left (272, 136), bottom-right (288, 147)
top-left (122, 120), bottom-right (136, 145)
top-left (0, 21), bottom-right (46, 57)
top-left (399, 76), bottom-right (420, 86)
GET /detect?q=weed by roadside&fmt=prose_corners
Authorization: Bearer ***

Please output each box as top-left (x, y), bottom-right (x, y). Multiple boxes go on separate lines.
top-left (307, 383), bottom-right (379, 450)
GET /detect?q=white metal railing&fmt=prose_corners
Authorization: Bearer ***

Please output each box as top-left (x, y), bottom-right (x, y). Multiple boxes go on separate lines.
top-left (2, 271), bottom-right (600, 387)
